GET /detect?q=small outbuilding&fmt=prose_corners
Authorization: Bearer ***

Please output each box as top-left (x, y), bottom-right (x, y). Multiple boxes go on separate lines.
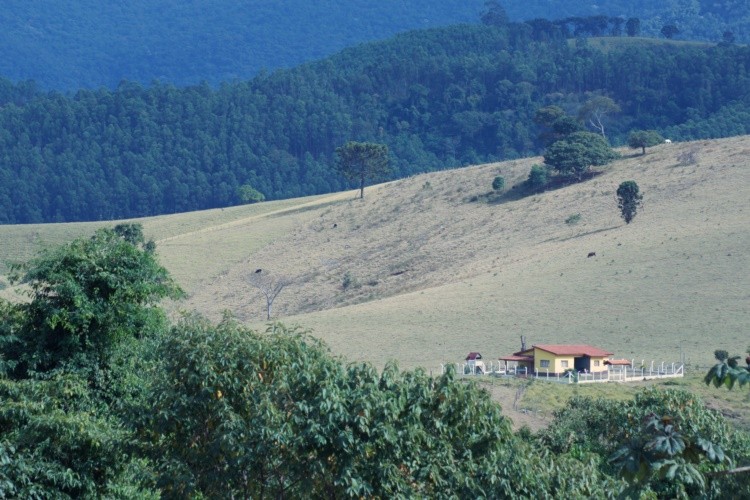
top-left (465, 352), bottom-right (486, 374)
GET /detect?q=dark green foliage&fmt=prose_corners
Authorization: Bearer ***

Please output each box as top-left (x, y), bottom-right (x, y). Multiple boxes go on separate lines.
top-left (4, 227), bottom-right (182, 378)
top-left (0, 229), bottom-right (174, 498)
top-left (544, 131), bottom-right (619, 180)
top-left (527, 164), bottom-right (550, 191)
top-left (480, 0), bottom-right (509, 27)
top-left (2, 27), bottom-right (750, 222)
top-left (3, 1), bottom-right (750, 90)
top-left (662, 24), bottom-right (681, 39)
top-left (705, 347), bottom-right (750, 390)
top-left (142, 315), bottom-right (626, 498)
top-left (626, 18), bottom-right (641, 37)
top-left (628, 129), bottom-right (665, 154)
top-left (0, 374), bottom-right (159, 498)
top-left (492, 175), bottom-right (506, 191)
top-left (534, 105), bottom-right (585, 146)
top-left (609, 414), bottom-right (726, 495)
top-left (540, 388), bottom-right (750, 498)
top-left (616, 180), bottom-right (644, 224)
top-left (2, 234), bottom-right (749, 497)
top-left (714, 349), bottom-right (730, 362)
top-left (335, 141), bottom-right (390, 199)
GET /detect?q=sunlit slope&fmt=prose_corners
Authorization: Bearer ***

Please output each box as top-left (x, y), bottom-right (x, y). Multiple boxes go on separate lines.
top-left (183, 137), bottom-right (748, 371)
top-left (1, 138), bottom-right (748, 374)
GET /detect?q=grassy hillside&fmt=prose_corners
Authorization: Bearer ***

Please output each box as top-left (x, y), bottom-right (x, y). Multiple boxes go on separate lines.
top-left (178, 137), bottom-right (748, 375)
top-left (3, 136), bottom-right (748, 430)
top-left (2, 137), bottom-right (747, 375)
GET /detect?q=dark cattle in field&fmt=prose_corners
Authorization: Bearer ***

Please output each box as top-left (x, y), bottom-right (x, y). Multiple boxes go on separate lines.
top-left (255, 268), bottom-right (263, 273)
top-left (587, 252), bottom-right (596, 258)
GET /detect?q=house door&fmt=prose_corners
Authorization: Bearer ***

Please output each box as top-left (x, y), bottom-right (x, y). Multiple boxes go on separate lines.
top-left (574, 356), bottom-right (590, 372)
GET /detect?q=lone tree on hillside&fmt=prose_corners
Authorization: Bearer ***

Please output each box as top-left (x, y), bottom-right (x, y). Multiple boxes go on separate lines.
top-left (335, 141), bottom-right (389, 199)
top-left (249, 269), bottom-right (291, 320)
top-left (544, 131), bottom-right (618, 181)
top-left (628, 130), bottom-right (664, 155)
top-left (238, 184), bottom-right (265, 204)
top-left (616, 181), bottom-right (643, 224)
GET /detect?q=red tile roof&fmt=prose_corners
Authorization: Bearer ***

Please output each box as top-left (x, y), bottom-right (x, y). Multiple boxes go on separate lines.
top-left (532, 344), bottom-right (614, 357)
top-left (605, 359), bottom-right (632, 366)
top-left (499, 355), bottom-right (534, 362)
top-left (466, 352), bottom-right (482, 360)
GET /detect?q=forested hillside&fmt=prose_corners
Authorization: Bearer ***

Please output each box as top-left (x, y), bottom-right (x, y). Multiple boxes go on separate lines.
top-left (1, 23), bottom-right (749, 224)
top-left (1, 0), bottom-right (748, 90)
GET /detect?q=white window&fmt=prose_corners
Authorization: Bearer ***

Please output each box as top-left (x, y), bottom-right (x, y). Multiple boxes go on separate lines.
top-left (540, 360), bottom-right (550, 368)
top-left (594, 360), bottom-right (600, 367)
top-left (560, 360), bottom-right (569, 368)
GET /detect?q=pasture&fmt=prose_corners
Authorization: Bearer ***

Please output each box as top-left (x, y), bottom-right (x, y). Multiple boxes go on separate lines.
top-left (1, 136), bottom-right (749, 428)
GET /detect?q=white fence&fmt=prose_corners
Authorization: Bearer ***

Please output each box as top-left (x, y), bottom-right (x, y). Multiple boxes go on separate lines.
top-left (443, 360), bottom-right (684, 384)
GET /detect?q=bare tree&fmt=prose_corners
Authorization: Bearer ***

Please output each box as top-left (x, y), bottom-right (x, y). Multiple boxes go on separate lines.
top-left (578, 96), bottom-right (620, 139)
top-left (248, 270), bottom-right (291, 320)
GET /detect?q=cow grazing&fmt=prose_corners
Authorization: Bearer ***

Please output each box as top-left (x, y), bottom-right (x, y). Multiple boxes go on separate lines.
top-left (255, 268), bottom-right (262, 273)
top-left (587, 252), bottom-right (596, 258)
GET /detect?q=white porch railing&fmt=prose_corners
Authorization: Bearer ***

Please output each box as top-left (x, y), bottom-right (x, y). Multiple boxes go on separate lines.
top-left (443, 360), bottom-right (684, 384)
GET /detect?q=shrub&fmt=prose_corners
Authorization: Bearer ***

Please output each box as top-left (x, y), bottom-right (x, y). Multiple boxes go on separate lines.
top-left (676, 147), bottom-right (700, 166)
top-left (527, 164), bottom-right (549, 191)
top-left (565, 213), bottom-right (581, 225)
top-left (342, 271), bottom-right (359, 290)
top-left (492, 176), bottom-right (505, 191)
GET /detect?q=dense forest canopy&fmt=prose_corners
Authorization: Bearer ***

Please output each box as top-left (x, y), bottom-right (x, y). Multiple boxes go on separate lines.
top-left (1, 22), bottom-right (749, 224)
top-left (0, 0), bottom-right (748, 90)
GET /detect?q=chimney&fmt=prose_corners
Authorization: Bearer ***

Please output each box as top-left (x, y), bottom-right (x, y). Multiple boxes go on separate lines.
top-left (520, 335), bottom-right (526, 351)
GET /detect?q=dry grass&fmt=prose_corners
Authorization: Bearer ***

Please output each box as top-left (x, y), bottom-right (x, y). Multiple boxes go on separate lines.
top-left (1, 138), bottom-right (749, 384)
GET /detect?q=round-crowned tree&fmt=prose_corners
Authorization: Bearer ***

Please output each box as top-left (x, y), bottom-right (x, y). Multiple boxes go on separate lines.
top-left (628, 130), bottom-right (664, 155)
top-left (544, 131), bottom-right (618, 181)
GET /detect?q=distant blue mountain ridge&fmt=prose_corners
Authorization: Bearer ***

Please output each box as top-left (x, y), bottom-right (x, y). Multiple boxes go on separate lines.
top-left (1, 0), bottom-right (747, 90)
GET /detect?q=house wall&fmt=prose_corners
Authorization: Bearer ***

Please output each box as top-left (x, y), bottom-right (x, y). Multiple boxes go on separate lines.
top-left (533, 349), bottom-right (574, 374)
top-left (589, 357), bottom-right (608, 373)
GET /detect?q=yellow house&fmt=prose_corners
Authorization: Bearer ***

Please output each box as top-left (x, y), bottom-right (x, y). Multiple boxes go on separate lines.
top-left (505, 344), bottom-right (614, 375)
